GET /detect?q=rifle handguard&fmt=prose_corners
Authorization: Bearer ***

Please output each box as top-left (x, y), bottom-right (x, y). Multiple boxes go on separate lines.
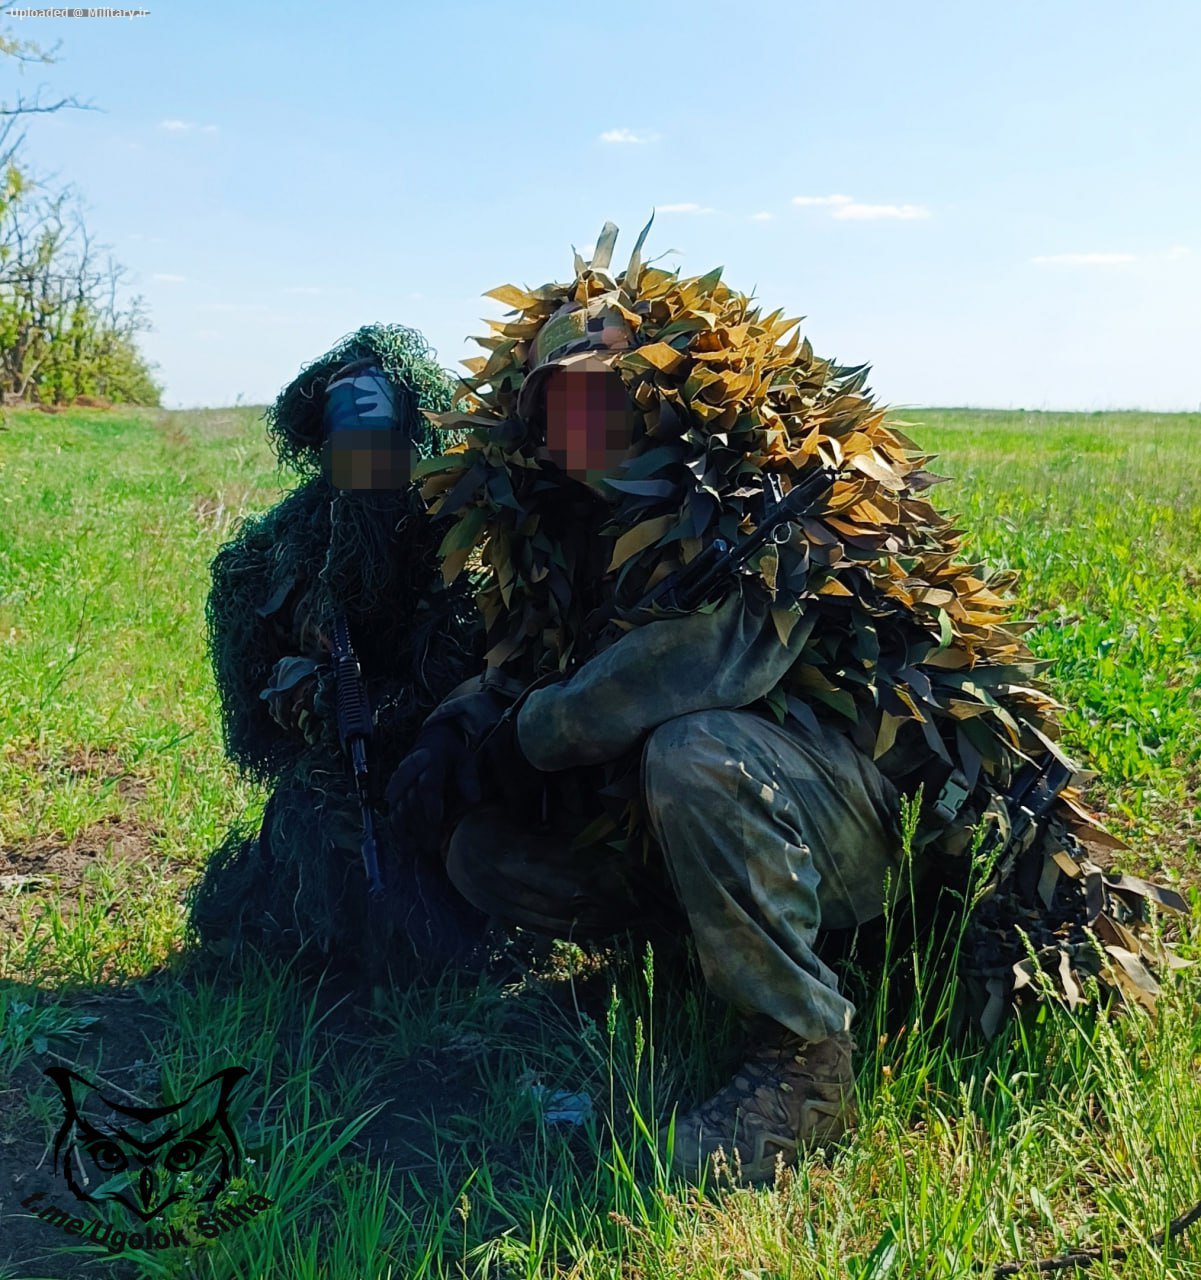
top-left (617, 463), bottom-right (838, 622)
top-left (330, 613), bottom-right (384, 898)
top-left (332, 618), bottom-right (373, 746)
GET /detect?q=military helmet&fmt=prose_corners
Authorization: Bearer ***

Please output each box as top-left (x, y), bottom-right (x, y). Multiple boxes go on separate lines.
top-left (515, 297), bottom-right (636, 424)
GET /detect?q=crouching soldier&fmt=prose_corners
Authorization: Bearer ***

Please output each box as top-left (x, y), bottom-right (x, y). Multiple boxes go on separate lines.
top-left (387, 224), bottom-right (1183, 1181)
top-left (190, 325), bottom-right (485, 978)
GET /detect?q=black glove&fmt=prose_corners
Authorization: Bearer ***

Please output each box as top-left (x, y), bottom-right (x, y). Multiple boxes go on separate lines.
top-left (387, 684), bottom-right (547, 852)
top-left (386, 721), bottom-right (483, 854)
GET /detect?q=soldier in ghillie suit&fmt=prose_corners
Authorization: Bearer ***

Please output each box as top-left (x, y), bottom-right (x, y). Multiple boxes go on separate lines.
top-left (390, 222), bottom-right (1186, 1182)
top-left (188, 324), bottom-right (485, 978)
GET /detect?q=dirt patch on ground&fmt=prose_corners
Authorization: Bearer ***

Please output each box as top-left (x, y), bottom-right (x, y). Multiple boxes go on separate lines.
top-left (1084, 778), bottom-right (1200, 886)
top-left (0, 814), bottom-right (160, 939)
top-left (0, 970), bottom-right (483, 1278)
top-left (1, 745), bottom-right (162, 940)
top-left (13, 741), bottom-right (147, 804)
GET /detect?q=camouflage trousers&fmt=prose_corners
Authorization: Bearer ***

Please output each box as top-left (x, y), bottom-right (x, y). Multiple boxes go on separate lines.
top-left (447, 708), bottom-right (906, 1043)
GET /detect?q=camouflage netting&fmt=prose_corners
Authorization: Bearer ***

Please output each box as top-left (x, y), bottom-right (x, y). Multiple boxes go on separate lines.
top-left (204, 477), bottom-right (479, 786)
top-left (418, 222), bottom-right (1188, 1031)
top-left (265, 322), bottom-right (462, 475)
top-left (189, 324), bottom-right (484, 972)
top-left (188, 763), bottom-right (488, 980)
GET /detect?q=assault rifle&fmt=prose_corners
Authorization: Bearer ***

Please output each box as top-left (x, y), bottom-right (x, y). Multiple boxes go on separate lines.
top-left (502, 465), bottom-right (840, 719)
top-left (330, 612), bottom-right (384, 899)
top-left (618, 463), bottom-right (838, 620)
top-left (990, 751), bottom-right (1076, 882)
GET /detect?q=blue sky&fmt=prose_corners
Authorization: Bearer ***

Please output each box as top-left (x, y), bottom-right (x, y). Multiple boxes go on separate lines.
top-left (8, 0), bottom-right (1200, 410)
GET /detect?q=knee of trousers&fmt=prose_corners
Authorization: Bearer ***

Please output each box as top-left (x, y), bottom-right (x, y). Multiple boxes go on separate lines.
top-left (637, 706), bottom-right (793, 814)
top-left (640, 708), bottom-right (764, 855)
top-left (641, 708), bottom-right (765, 805)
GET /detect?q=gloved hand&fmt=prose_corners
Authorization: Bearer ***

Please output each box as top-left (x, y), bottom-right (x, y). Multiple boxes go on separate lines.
top-left (386, 686), bottom-right (542, 853)
top-left (261, 656), bottom-right (338, 749)
top-left (385, 720), bottom-right (484, 854)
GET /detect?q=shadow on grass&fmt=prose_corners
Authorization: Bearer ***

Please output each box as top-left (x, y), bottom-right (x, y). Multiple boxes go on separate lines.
top-left (0, 932), bottom-right (744, 1279)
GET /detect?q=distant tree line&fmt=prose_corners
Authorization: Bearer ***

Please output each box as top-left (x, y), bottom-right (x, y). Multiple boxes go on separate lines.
top-left (1, 4), bottom-right (161, 406)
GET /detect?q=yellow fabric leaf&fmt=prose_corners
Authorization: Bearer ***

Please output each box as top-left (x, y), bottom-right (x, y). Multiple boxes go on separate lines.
top-left (772, 606), bottom-right (802, 646)
top-left (484, 284), bottom-right (540, 310)
top-left (632, 341), bottom-right (688, 373)
top-left (874, 711), bottom-right (907, 760)
top-left (795, 664), bottom-right (840, 693)
top-left (946, 699), bottom-right (994, 720)
top-left (923, 647), bottom-right (972, 670)
top-left (840, 431), bottom-right (874, 458)
top-left (850, 449), bottom-right (906, 491)
top-left (607, 515), bottom-right (675, 571)
top-left (892, 686), bottom-right (927, 722)
top-left (758, 545), bottom-right (779, 595)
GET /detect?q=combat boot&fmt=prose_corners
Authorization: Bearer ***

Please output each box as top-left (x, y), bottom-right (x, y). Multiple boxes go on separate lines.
top-left (667, 1025), bottom-right (856, 1184)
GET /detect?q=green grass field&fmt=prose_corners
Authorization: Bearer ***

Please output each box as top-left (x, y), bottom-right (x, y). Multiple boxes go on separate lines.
top-left (0, 404), bottom-right (1198, 1278)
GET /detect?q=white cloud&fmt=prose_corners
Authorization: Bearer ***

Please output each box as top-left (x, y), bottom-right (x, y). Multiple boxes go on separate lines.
top-left (159, 119), bottom-right (218, 135)
top-left (1167, 245), bottom-right (1192, 259)
top-left (599, 127), bottom-right (659, 144)
top-left (750, 211), bottom-right (774, 221)
top-left (1031, 252), bottom-right (1137, 266)
top-left (657, 202), bottom-right (715, 214)
top-left (151, 272), bottom-right (187, 283)
top-left (199, 302), bottom-right (271, 313)
top-left (832, 202), bottom-right (931, 221)
top-left (792, 194), bottom-right (930, 221)
top-left (792, 194), bottom-right (853, 207)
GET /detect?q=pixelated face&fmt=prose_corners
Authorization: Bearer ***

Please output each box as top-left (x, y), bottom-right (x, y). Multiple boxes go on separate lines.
top-left (323, 429), bottom-right (417, 490)
top-left (542, 367), bottom-right (639, 490)
top-left (321, 366), bottom-right (416, 490)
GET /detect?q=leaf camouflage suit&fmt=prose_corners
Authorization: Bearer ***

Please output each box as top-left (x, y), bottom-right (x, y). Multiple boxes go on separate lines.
top-left (413, 221), bottom-right (1187, 1038)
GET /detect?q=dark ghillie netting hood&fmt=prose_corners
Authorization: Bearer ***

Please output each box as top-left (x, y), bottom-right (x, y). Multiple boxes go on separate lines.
top-left (206, 320), bottom-right (477, 785)
top-left (420, 222), bottom-right (1187, 1032)
top-left (191, 324), bottom-right (484, 970)
top-left (265, 323), bottom-right (458, 475)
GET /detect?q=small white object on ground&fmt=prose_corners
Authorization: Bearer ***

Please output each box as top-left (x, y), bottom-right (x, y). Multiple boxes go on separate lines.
top-left (528, 1085), bottom-right (593, 1126)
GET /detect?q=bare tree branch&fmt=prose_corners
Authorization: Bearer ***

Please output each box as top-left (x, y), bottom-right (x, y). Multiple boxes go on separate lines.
top-left (1, 95), bottom-right (91, 117)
